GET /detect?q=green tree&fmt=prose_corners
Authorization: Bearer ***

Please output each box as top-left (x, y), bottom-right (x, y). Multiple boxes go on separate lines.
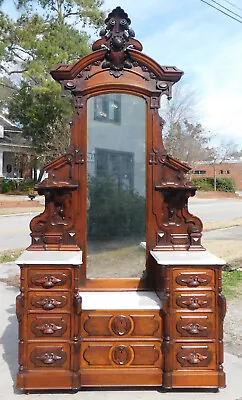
top-left (0, 0), bottom-right (104, 164)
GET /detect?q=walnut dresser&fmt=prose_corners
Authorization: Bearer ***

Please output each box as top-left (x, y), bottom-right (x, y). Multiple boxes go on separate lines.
top-left (16, 6), bottom-right (226, 393)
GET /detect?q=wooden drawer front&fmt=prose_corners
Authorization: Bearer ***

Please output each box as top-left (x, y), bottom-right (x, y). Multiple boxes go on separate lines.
top-left (28, 315), bottom-right (70, 339)
top-left (28, 269), bottom-right (71, 290)
top-left (81, 312), bottom-right (161, 338)
top-left (174, 270), bottom-right (214, 289)
top-left (28, 343), bottom-right (70, 369)
top-left (174, 343), bottom-right (215, 370)
top-left (29, 292), bottom-right (70, 312)
top-left (174, 314), bottom-right (214, 338)
top-left (81, 342), bottom-right (161, 368)
top-left (175, 292), bottom-right (214, 311)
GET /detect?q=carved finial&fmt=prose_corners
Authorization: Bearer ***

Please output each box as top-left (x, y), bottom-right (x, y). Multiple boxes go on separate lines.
top-left (92, 6), bottom-right (142, 76)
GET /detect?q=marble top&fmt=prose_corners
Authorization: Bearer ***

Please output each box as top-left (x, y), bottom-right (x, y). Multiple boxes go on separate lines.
top-left (16, 250), bottom-right (83, 265)
top-left (150, 250), bottom-right (225, 265)
top-left (80, 291), bottom-right (162, 310)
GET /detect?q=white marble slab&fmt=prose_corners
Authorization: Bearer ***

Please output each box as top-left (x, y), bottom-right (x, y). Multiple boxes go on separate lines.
top-left (16, 250), bottom-right (83, 265)
top-left (150, 250), bottom-right (225, 265)
top-left (80, 291), bottom-right (162, 310)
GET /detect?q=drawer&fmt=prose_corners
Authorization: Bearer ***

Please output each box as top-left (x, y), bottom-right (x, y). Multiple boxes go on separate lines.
top-left (175, 292), bottom-right (214, 311)
top-left (28, 269), bottom-right (72, 290)
top-left (28, 315), bottom-right (70, 339)
top-left (27, 343), bottom-right (70, 369)
top-left (173, 270), bottom-right (214, 290)
top-left (81, 311), bottom-right (161, 338)
top-left (81, 341), bottom-right (162, 368)
top-left (174, 343), bottom-right (216, 370)
top-left (174, 314), bottom-right (215, 339)
top-left (28, 292), bottom-right (70, 312)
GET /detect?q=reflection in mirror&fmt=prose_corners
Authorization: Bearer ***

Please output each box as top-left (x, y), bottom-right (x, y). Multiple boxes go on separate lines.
top-left (87, 93), bottom-right (146, 278)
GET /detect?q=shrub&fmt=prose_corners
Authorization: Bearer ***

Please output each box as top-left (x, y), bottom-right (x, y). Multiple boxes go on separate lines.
top-left (1, 178), bottom-right (37, 194)
top-left (216, 177), bottom-right (235, 192)
top-left (191, 177), bottom-right (235, 192)
top-left (87, 174), bottom-right (145, 240)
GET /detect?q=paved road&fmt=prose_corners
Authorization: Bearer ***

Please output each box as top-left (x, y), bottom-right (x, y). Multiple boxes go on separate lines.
top-left (189, 198), bottom-right (242, 223)
top-left (0, 214), bottom-right (33, 251)
top-left (0, 198), bottom-right (242, 251)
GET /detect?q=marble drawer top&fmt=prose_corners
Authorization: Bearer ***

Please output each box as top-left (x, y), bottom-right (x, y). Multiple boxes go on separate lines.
top-left (79, 291), bottom-right (162, 310)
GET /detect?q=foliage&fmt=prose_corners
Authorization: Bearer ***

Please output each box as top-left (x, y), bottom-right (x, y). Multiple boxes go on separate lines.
top-left (87, 175), bottom-right (146, 240)
top-left (222, 270), bottom-right (242, 299)
top-left (191, 177), bottom-right (235, 192)
top-left (0, 0), bottom-right (105, 165)
top-left (8, 80), bottom-right (71, 159)
top-left (1, 178), bottom-right (37, 193)
top-left (216, 177), bottom-right (235, 192)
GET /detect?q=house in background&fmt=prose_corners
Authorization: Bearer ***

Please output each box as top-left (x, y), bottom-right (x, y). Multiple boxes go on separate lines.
top-left (191, 159), bottom-right (242, 190)
top-left (0, 114), bottom-right (32, 180)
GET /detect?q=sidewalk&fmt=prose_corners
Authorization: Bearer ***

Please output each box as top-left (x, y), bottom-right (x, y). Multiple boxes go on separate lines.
top-left (0, 194), bottom-right (44, 215)
top-left (0, 263), bottom-right (242, 399)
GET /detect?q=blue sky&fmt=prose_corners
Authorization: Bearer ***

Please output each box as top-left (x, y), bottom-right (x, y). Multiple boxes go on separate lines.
top-left (2, 0), bottom-right (242, 147)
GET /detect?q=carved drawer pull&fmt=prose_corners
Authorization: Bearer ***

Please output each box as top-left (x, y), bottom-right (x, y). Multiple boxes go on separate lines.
top-left (176, 273), bottom-right (211, 287)
top-left (31, 274), bottom-right (67, 288)
top-left (36, 352), bottom-right (62, 364)
top-left (182, 323), bottom-right (207, 335)
top-left (34, 296), bottom-right (66, 310)
top-left (35, 323), bottom-right (63, 335)
top-left (176, 295), bottom-right (211, 310)
top-left (31, 346), bottom-right (67, 367)
top-left (182, 351), bottom-right (208, 364)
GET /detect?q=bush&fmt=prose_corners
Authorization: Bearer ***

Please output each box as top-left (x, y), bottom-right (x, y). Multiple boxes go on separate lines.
top-left (191, 177), bottom-right (213, 191)
top-left (191, 177), bottom-right (235, 192)
top-left (216, 177), bottom-right (235, 192)
top-left (87, 175), bottom-right (145, 240)
top-left (1, 178), bottom-right (37, 194)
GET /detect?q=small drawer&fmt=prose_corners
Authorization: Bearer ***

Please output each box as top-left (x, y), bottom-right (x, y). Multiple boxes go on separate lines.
top-left (28, 269), bottom-right (72, 290)
top-left (28, 315), bottom-right (70, 339)
top-left (27, 343), bottom-right (70, 370)
top-left (81, 341), bottom-right (162, 368)
top-left (81, 311), bottom-right (161, 338)
top-left (175, 292), bottom-right (214, 311)
top-left (174, 343), bottom-right (216, 370)
top-left (28, 292), bottom-right (70, 312)
top-left (173, 269), bottom-right (214, 290)
top-left (174, 314), bottom-right (215, 339)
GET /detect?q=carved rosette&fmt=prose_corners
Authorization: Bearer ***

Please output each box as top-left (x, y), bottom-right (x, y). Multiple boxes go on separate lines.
top-left (110, 315), bottom-right (133, 336)
top-left (110, 345), bottom-right (133, 366)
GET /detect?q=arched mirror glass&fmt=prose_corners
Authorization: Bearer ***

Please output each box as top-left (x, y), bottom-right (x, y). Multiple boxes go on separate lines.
top-left (87, 93), bottom-right (146, 278)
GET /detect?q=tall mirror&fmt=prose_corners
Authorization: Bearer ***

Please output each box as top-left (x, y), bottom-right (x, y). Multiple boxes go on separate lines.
top-left (87, 93), bottom-right (146, 278)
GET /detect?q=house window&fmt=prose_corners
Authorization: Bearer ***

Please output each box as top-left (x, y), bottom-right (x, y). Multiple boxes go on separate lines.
top-left (94, 94), bottom-right (121, 123)
top-left (194, 170), bottom-right (206, 175)
top-left (226, 170), bottom-right (230, 174)
top-left (220, 170), bottom-right (223, 174)
top-left (95, 148), bottom-right (134, 191)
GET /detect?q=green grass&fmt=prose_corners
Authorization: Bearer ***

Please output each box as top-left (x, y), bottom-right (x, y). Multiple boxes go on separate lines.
top-left (0, 249), bottom-right (23, 263)
top-left (222, 270), bottom-right (242, 299)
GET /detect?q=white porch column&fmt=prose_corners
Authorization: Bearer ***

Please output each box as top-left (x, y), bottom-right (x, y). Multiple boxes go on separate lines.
top-left (0, 150), bottom-right (3, 178)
